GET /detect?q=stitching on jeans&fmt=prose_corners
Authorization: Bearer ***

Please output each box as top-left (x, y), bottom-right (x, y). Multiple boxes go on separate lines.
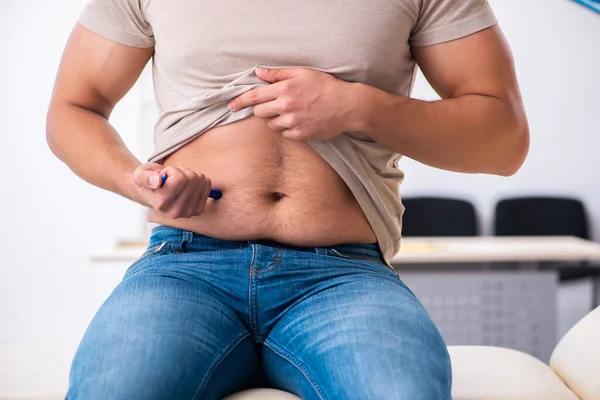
top-left (183, 230), bottom-right (194, 244)
top-left (249, 244), bottom-right (258, 337)
top-left (123, 241), bottom-right (169, 277)
top-left (249, 264), bottom-right (258, 337)
top-left (263, 338), bottom-right (327, 400)
top-left (192, 330), bottom-right (251, 400)
top-left (256, 247), bottom-right (283, 276)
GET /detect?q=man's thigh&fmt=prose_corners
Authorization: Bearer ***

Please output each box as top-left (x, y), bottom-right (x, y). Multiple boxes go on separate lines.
top-left (67, 258), bottom-right (260, 400)
top-left (262, 261), bottom-right (451, 400)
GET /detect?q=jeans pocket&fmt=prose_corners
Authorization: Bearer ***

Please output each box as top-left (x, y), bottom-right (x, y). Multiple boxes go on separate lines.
top-left (124, 241), bottom-right (170, 277)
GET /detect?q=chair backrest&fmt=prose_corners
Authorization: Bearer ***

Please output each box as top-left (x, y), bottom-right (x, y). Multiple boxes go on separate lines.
top-left (401, 197), bottom-right (477, 237)
top-left (550, 306), bottom-right (600, 400)
top-left (494, 197), bottom-right (589, 239)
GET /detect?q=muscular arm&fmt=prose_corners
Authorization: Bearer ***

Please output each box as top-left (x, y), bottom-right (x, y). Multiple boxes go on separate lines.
top-left (353, 25), bottom-right (529, 176)
top-left (46, 24), bottom-right (154, 204)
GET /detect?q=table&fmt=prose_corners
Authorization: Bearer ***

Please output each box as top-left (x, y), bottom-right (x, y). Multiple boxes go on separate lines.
top-left (392, 236), bottom-right (600, 265)
top-left (388, 236), bottom-right (600, 362)
top-left (389, 236), bottom-right (600, 308)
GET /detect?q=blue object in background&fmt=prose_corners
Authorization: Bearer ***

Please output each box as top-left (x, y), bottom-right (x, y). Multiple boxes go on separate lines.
top-left (571, 0), bottom-right (600, 14)
top-left (160, 175), bottom-right (222, 199)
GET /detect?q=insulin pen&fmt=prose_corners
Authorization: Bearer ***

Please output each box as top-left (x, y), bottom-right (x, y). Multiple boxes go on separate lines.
top-left (160, 175), bottom-right (222, 200)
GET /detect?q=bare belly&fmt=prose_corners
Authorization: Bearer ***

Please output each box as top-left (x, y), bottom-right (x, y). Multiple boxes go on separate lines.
top-left (147, 116), bottom-right (377, 247)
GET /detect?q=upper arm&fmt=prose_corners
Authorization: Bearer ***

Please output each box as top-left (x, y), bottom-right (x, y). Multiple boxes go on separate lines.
top-left (411, 25), bottom-right (524, 108)
top-left (49, 23), bottom-right (153, 119)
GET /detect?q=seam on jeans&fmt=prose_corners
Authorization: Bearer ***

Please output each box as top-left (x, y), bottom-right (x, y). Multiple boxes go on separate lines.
top-left (171, 231), bottom-right (196, 254)
top-left (249, 264), bottom-right (259, 339)
top-left (263, 338), bottom-right (327, 400)
top-left (256, 247), bottom-right (282, 276)
top-left (123, 241), bottom-right (170, 278)
top-left (192, 330), bottom-right (251, 400)
top-left (182, 230), bottom-right (194, 244)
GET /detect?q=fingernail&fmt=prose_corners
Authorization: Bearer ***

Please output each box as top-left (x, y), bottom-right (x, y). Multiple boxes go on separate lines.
top-left (149, 175), bottom-right (159, 188)
top-left (227, 101), bottom-right (236, 111)
top-left (256, 67), bottom-right (267, 74)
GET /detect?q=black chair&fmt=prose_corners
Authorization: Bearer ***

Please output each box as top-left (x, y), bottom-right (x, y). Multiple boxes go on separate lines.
top-left (495, 197), bottom-right (588, 239)
top-left (494, 196), bottom-right (598, 284)
top-left (401, 197), bottom-right (478, 237)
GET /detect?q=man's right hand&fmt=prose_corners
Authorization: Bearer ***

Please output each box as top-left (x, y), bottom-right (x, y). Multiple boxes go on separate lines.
top-left (133, 163), bottom-right (213, 219)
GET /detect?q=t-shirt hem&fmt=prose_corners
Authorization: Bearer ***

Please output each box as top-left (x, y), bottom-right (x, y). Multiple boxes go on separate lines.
top-left (410, 10), bottom-right (498, 47)
top-left (77, 16), bottom-right (155, 48)
top-left (147, 108), bottom-right (255, 164)
top-left (312, 140), bottom-right (400, 270)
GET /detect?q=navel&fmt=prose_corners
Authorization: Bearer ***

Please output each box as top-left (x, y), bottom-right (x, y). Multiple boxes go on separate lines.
top-left (270, 191), bottom-right (286, 202)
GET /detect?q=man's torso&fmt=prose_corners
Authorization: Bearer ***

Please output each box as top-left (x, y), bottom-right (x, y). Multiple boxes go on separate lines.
top-left (146, 0), bottom-right (419, 247)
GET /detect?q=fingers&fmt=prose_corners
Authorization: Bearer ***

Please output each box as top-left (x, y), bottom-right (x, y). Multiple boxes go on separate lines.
top-left (134, 163), bottom-right (216, 219)
top-left (267, 114), bottom-right (299, 132)
top-left (254, 67), bottom-right (298, 83)
top-left (193, 177), bottom-right (213, 216)
top-left (133, 162), bottom-right (165, 190)
top-left (151, 166), bottom-right (186, 213)
top-left (228, 84), bottom-right (279, 112)
top-left (171, 189), bottom-right (196, 219)
top-left (253, 101), bottom-right (279, 119)
top-left (182, 183), bottom-right (203, 217)
top-left (151, 166), bottom-right (211, 219)
top-left (253, 95), bottom-right (296, 120)
top-left (181, 172), bottom-right (211, 217)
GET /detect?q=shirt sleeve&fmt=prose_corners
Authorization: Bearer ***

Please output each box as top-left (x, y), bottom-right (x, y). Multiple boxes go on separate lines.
top-left (410, 0), bottom-right (498, 47)
top-left (78, 0), bottom-right (154, 48)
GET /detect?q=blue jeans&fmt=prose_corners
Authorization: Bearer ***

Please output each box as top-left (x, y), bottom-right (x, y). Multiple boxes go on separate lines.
top-left (68, 226), bottom-right (451, 399)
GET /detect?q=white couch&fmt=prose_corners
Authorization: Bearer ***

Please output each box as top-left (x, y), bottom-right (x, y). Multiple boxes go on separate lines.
top-left (227, 305), bottom-right (600, 400)
top-left (2, 306), bottom-right (599, 400)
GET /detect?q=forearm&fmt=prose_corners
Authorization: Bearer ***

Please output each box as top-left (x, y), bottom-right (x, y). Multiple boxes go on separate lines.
top-left (352, 83), bottom-right (529, 176)
top-left (46, 103), bottom-right (148, 206)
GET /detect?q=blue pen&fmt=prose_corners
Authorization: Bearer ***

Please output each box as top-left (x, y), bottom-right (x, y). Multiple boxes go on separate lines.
top-left (160, 175), bottom-right (222, 199)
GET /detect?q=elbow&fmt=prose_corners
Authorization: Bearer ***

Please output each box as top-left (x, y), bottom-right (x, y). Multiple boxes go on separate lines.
top-left (46, 108), bottom-right (62, 160)
top-left (46, 103), bottom-right (75, 162)
top-left (494, 119), bottom-right (530, 177)
top-left (46, 120), bottom-right (58, 157)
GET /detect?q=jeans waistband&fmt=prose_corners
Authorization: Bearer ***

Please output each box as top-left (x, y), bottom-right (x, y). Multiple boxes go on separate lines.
top-left (147, 225), bottom-right (382, 261)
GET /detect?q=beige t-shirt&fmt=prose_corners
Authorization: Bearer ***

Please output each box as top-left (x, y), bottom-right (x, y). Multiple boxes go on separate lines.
top-left (79, 0), bottom-right (497, 268)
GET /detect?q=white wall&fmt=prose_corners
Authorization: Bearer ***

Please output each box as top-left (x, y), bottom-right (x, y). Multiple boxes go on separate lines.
top-left (404, 0), bottom-right (600, 239)
top-left (0, 0), bottom-right (598, 358)
top-left (0, 0), bottom-right (147, 348)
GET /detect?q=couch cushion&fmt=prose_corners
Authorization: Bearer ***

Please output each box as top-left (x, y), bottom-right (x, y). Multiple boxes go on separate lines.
top-left (221, 388), bottom-right (301, 400)
top-left (551, 306), bottom-right (600, 400)
top-left (450, 346), bottom-right (578, 400)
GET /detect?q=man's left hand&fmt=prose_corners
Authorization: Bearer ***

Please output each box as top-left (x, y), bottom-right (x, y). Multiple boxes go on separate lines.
top-left (228, 67), bottom-right (359, 141)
